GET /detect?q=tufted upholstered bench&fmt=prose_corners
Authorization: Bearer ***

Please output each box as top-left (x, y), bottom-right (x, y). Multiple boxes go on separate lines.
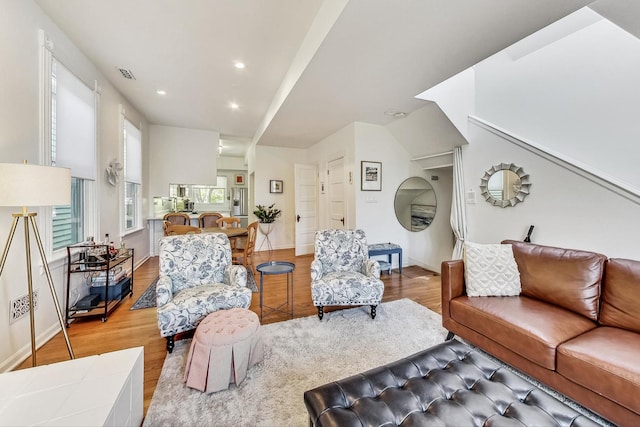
top-left (304, 339), bottom-right (603, 427)
top-left (183, 308), bottom-right (263, 393)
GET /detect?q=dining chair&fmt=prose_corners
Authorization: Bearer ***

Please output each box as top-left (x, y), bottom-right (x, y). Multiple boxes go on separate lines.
top-left (198, 212), bottom-right (223, 228)
top-left (216, 217), bottom-right (242, 228)
top-left (217, 217), bottom-right (242, 249)
top-left (163, 212), bottom-right (191, 225)
top-left (232, 221), bottom-right (258, 272)
top-left (162, 220), bottom-right (172, 236)
top-left (164, 224), bottom-right (201, 236)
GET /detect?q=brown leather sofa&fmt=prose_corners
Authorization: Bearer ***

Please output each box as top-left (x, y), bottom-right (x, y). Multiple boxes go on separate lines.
top-left (442, 240), bottom-right (640, 426)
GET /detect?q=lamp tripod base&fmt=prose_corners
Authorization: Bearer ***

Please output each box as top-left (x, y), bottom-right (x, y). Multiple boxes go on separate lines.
top-left (0, 212), bottom-right (74, 366)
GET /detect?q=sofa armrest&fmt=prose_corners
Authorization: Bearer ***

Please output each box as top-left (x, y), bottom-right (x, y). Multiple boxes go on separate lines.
top-left (441, 260), bottom-right (465, 325)
top-left (156, 276), bottom-right (173, 308)
top-left (226, 264), bottom-right (248, 288)
top-left (363, 259), bottom-right (381, 279)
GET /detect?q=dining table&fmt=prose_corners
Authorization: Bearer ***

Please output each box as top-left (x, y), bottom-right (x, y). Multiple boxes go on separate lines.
top-left (201, 227), bottom-right (248, 238)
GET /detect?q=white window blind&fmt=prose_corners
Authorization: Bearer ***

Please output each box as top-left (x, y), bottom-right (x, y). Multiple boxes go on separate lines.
top-left (53, 59), bottom-right (96, 179)
top-left (124, 119), bottom-right (142, 184)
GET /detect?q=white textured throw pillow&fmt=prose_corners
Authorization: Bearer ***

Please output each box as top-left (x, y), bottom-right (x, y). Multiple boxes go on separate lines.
top-left (464, 242), bottom-right (521, 297)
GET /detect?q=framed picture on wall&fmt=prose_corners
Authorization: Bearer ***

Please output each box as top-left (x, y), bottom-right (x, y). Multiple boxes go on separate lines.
top-left (361, 161), bottom-right (382, 191)
top-left (270, 180), bottom-right (283, 193)
top-left (235, 174), bottom-right (245, 185)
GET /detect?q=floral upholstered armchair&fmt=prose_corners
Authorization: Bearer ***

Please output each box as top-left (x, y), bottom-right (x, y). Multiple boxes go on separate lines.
top-left (157, 233), bottom-right (252, 352)
top-left (311, 229), bottom-right (384, 320)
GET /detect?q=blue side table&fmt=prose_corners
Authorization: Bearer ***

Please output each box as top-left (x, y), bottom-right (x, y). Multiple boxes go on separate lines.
top-left (256, 261), bottom-right (295, 321)
top-left (368, 243), bottom-right (402, 274)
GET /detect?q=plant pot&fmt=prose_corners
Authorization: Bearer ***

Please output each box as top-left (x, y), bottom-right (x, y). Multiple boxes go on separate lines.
top-left (259, 222), bottom-right (274, 235)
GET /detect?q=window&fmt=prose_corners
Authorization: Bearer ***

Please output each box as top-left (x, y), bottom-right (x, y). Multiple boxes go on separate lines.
top-left (123, 119), bottom-right (142, 232)
top-left (49, 59), bottom-right (97, 251)
top-left (170, 177), bottom-right (227, 204)
top-left (52, 178), bottom-right (83, 249)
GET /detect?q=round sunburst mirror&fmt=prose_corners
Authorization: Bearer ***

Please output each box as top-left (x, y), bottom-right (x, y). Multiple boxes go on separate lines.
top-left (480, 163), bottom-right (531, 207)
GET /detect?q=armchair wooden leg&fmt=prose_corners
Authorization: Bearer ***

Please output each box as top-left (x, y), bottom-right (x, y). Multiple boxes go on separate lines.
top-left (317, 306), bottom-right (324, 320)
top-left (166, 335), bottom-right (175, 353)
top-left (370, 305), bottom-right (377, 319)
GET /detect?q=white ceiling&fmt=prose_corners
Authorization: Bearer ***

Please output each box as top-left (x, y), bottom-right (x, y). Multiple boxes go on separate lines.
top-left (36, 0), bottom-right (636, 158)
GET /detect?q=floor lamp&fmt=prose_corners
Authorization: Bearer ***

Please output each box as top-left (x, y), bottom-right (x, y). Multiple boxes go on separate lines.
top-left (0, 162), bottom-right (75, 366)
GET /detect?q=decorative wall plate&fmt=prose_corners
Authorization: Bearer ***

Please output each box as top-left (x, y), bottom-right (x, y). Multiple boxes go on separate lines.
top-left (106, 159), bottom-right (123, 186)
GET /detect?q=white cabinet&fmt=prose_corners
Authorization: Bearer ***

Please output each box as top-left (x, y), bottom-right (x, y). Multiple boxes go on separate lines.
top-left (0, 347), bottom-right (143, 426)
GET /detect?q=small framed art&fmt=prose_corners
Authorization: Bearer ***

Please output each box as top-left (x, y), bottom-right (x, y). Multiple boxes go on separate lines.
top-left (361, 161), bottom-right (382, 191)
top-left (270, 180), bottom-right (283, 193)
top-left (235, 174), bottom-right (245, 185)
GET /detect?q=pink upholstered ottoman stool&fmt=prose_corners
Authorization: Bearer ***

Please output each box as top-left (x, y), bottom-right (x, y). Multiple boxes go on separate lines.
top-left (183, 308), bottom-right (263, 393)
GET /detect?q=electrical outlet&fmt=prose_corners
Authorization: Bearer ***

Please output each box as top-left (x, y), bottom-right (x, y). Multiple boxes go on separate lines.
top-left (10, 290), bottom-right (39, 324)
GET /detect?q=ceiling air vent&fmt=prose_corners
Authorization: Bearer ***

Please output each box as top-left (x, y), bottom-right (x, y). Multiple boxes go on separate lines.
top-left (117, 67), bottom-right (136, 80)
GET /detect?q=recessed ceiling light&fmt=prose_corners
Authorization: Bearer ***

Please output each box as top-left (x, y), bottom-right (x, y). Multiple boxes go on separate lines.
top-left (234, 62), bottom-right (246, 69)
top-left (156, 90), bottom-right (167, 95)
top-left (230, 102), bottom-right (239, 110)
top-left (384, 110), bottom-right (406, 118)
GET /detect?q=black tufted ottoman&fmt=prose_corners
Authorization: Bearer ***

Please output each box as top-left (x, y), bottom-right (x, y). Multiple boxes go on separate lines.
top-left (304, 339), bottom-right (603, 427)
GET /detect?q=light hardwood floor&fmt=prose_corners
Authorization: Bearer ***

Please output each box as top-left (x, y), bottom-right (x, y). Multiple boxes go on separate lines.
top-left (16, 248), bottom-right (443, 416)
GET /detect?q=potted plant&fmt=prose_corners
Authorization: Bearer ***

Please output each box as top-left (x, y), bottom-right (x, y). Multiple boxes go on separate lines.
top-left (254, 204), bottom-right (281, 247)
top-left (253, 203), bottom-right (282, 223)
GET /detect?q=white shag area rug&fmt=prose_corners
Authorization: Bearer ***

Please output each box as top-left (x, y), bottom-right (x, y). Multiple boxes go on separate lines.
top-left (143, 298), bottom-right (447, 426)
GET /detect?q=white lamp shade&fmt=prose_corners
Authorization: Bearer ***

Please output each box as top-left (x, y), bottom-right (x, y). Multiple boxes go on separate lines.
top-left (0, 163), bottom-right (71, 207)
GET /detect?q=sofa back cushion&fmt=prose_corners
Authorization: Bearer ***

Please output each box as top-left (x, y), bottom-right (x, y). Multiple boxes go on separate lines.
top-left (600, 258), bottom-right (640, 333)
top-left (503, 240), bottom-right (606, 321)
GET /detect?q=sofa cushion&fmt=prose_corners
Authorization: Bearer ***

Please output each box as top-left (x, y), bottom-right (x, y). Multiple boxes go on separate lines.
top-left (450, 295), bottom-right (596, 370)
top-left (557, 327), bottom-right (640, 415)
top-left (503, 240), bottom-right (606, 321)
top-left (600, 258), bottom-right (640, 333)
top-left (463, 242), bottom-right (521, 297)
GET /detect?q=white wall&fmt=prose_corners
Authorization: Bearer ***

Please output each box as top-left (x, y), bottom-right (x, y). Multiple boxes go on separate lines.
top-left (464, 122), bottom-right (640, 258)
top-left (307, 123), bottom-right (356, 229)
top-left (218, 156), bottom-right (247, 170)
top-left (462, 8), bottom-right (640, 256)
top-left (0, 0), bottom-right (149, 370)
top-left (148, 125), bottom-right (219, 198)
top-left (252, 145), bottom-right (307, 250)
top-left (248, 121), bottom-right (454, 271)
top-left (417, 68), bottom-right (476, 141)
top-left (353, 123), bottom-right (453, 272)
top-left (475, 12), bottom-right (640, 190)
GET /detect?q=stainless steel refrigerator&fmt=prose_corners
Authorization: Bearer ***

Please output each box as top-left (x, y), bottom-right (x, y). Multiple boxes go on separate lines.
top-left (231, 187), bottom-right (248, 216)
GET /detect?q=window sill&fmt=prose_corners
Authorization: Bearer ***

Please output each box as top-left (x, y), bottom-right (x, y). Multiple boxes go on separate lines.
top-left (49, 249), bottom-right (68, 271)
top-left (123, 226), bottom-right (145, 237)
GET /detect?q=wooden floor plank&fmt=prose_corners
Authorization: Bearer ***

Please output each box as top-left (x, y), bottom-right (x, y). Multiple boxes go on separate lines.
top-left (15, 248), bottom-right (443, 415)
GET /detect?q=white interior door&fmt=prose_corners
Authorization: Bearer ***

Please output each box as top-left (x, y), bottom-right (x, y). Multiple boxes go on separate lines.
top-left (294, 163), bottom-right (318, 256)
top-left (328, 157), bottom-right (346, 229)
